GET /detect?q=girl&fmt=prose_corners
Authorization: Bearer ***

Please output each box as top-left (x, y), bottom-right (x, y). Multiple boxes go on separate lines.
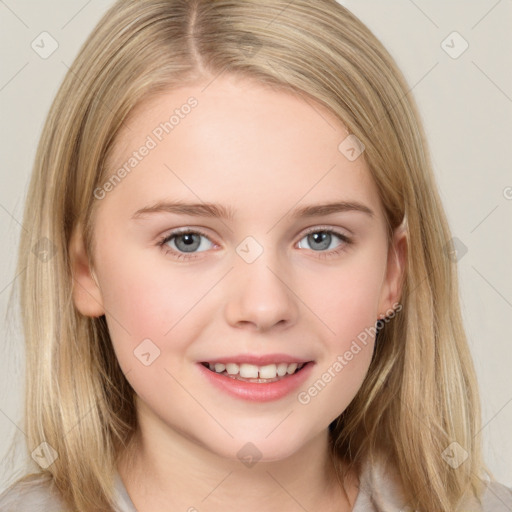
top-left (1, 0), bottom-right (511, 510)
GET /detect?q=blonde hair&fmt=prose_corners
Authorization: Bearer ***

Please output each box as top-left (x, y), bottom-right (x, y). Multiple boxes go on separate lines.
top-left (8, 0), bottom-right (489, 510)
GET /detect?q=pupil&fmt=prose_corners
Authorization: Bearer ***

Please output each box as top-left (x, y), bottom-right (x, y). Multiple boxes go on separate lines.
top-left (309, 232), bottom-right (330, 251)
top-left (176, 233), bottom-right (200, 252)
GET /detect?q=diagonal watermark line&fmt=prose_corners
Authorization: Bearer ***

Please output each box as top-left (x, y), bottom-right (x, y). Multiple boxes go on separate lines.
top-left (407, 0), bottom-right (439, 28)
top-left (0, 62), bottom-right (29, 92)
top-left (0, 0), bottom-right (29, 28)
top-left (61, 61), bottom-right (134, 132)
top-left (64, 369), bottom-right (132, 438)
top-left (163, 267), bottom-right (234, 336)
top-left (264, 59), bottom-right (338, 131)
top-left (200, 64), bottom-right (228, 93)
top-left (408, 61), bottom-right (439, 91)
top-left (298, 93), bottom-right (338, 131)
top-left (266, 0), bottom-right (298, 28)
top-left (472, 61), bottom-right (512, 104)
top-left (60, 60), bottom-right (93, 87)
top-left (370, 61), bottom-right (439, 132)
top-left (61, 0), bottom-right (91, 29)
top-left (266, 164), bottom-right (337, 234)
top-left (373, 380), bottom-right (484, 512)
top-left (407, 263), bottom-right (438, 297)
top-left (265, 409), bottom-right (294, 438)
top-left (470, 204), bottom-right (499, 233)
top-left (64, 395), bottom-right (106, 438)
top-left (266, 471), bottom-right (310, 511)
top-left (471, 0), bottom-right (502, 30)
top-left (267, 60), bottom-right (336, 130)
top-left (201, 471), bottom-right (234, 502)
top-left (163, 367), bottom-right (234, 438)
top-left (0, 203), bottom-right (28, 233)
top-left (474, 395), bottom-right (512, 438)
top-left (164, 164), bottom-right (233, 234)
top-left (0, 408), bottom-right (27, 437)
top-left (71, 277), bottom-right (133, 335)
top-left (397, 393), bottom-right (436, 437)
top-left (0, 266), bottom-right (26, 297)
top-left (466, 465), bottom-right (512, 511)
top-left (265, 266), bottom-right (336, 335)
top-left (471, 266), bottom-right (512, 309)
top-left (480, 478), bottom-right (512, 511)
top-left (370, 379), bottom-right (456, 511)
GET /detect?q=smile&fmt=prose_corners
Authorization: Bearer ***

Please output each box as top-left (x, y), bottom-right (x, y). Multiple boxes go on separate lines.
top-left (201, 361), bottom-right (306, 382)
top-left (198, 360), bottom-right (315, 402)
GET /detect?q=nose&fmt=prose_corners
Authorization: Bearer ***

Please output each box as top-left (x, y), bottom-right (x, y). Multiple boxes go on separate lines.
top-left (223, 255), bottom-right (299, 332)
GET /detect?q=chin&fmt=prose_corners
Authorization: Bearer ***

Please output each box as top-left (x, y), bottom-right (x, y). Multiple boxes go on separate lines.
top-left (207, 427), bottom-right (314, 464)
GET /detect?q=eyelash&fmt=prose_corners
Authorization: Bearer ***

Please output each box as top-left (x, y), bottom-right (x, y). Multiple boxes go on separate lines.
top-left (157, 227), bottom-right (215, 261)
top-left (157, 226), bottom-right (352, 261)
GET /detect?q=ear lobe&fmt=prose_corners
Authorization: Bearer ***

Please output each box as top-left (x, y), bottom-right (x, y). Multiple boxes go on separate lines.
top-left (378, 223), bottom-right (407, 317)
top-left (69, 227), bottom-right (105, 317)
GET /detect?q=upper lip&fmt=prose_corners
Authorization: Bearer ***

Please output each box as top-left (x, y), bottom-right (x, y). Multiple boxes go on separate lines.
top-left (200, 354), bottom-right (314, 366)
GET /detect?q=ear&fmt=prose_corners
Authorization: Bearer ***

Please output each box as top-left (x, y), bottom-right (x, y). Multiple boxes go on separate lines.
top-left (377, 221), bottom-right (407, 318)
top-left (69, 226), bottom-right (105, 317)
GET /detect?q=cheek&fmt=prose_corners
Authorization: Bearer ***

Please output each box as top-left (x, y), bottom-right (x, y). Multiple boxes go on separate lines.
top-left (306, 249), bottom-right (387, 348)
top-left (295, 249), bottom-right (386, 413)
top-left (97, 263), bottom-right (206, 409)
top-left (297, 287), bottom-right (380, 422)
top-left (94, 247), bottom-right (206, 370)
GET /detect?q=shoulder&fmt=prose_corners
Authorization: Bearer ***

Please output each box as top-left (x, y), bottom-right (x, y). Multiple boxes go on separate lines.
top-left (354, 454), bottom-right (512, 512)
top-left (0, 474), bottom-right (67, 512)
top-left (353, 453), bottom-right (409, 510)
top-left (470, 479), bottom-right (512, 511)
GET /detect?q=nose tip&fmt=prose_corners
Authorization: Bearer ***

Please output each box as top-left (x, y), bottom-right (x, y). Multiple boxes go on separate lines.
top-left (223, 261), bottom-right (299, 332)
top-left (235, 316), bottom-right (289, 332)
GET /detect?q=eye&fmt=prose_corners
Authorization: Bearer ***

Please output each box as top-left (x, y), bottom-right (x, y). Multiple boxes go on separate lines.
top-left (158, 226), bottom-right (352, 261)
top-left (297, 228), bottom-right (351, 256)
top-left (158, 229), bottom-right (215, 260)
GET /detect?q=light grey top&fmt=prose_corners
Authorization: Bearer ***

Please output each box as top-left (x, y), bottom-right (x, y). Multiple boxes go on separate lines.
top-left (0, 456), bottom-right (511, 511)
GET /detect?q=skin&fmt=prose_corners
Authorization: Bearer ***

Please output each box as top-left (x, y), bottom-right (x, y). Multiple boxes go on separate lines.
top-left (70, 74), bottom-right (406, 512)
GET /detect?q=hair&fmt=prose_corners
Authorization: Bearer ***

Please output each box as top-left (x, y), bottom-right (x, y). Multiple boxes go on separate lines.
top-left (5, 0), bottom-right (491, 510)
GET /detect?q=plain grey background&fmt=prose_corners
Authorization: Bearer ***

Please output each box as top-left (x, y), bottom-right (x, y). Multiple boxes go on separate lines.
top-left (0, 0), bottom-right (511, 493)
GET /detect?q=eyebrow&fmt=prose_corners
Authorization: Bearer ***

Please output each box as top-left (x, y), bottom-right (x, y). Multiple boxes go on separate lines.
top-left (131, 200), bottom-right (374, 220)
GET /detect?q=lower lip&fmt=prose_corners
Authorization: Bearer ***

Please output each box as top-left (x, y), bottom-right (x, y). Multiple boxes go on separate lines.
top-left (197, 362), bottom-right (315, 402)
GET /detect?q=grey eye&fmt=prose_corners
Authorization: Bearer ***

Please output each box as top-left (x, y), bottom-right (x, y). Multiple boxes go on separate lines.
top-left (165, 232), bottom-right (214, 253)
top-left (297, 231), bottom-right (345, 251)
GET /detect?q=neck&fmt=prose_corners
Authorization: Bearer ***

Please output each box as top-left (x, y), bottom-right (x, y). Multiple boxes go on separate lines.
top-left (118, 413), bottom-right (358, 512)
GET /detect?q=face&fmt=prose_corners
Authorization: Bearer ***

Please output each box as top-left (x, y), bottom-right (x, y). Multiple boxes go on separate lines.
top-left (71, 74), bottom-right (405, 462)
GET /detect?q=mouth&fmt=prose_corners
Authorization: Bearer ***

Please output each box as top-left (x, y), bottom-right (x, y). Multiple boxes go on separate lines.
top-left (200, 361), bottom-right (311, 384)
top-left (197, 353), bottom-right (316, 402)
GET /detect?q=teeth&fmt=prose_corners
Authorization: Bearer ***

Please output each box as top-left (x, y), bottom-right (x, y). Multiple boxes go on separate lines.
top-left (259, 364), bottom-right (277, 379)
top-left (225, 363), bottom-right (239, 375)
top-left (276, 363), bottom-right (288, 377)
top-left (286, 363), bottom-right (298, 375)
top-left (205, 361), bottom-right (305, 379)
top-left (239, 364), bottom-right (259, 378)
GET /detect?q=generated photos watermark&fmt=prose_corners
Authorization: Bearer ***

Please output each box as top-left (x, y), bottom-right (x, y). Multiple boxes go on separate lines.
top-left (297, 302), bottom-right (402, 405)
top-left (93, 97), bottom-right (198, 200)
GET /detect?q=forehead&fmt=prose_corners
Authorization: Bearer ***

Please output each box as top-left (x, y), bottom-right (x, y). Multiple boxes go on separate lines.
top-left (101, 74), bottom-right (382, 221)
top-left (110, 75), bottom-right (347, 159)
